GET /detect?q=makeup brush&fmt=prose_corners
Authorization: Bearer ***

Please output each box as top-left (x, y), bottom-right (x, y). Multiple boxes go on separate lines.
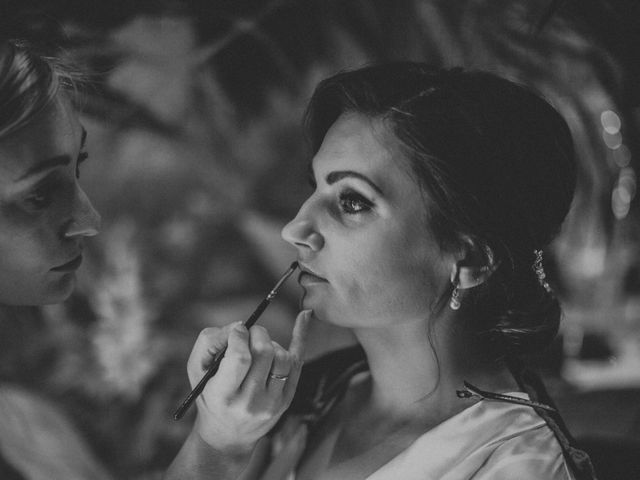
top-left (173, 261), bottom-right (299, 420)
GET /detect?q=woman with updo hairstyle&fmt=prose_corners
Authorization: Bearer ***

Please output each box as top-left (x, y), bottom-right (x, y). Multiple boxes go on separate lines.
top-left (168, 64), bottom-right (598, 479)
top-left (303, 64), bottom-right (575, 360)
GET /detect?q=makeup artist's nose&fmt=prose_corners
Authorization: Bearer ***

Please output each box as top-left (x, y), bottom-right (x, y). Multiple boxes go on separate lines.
top-left (282, 211), bottom-right (324, 252)
top-left (64, 186), bottom-right (101, 238)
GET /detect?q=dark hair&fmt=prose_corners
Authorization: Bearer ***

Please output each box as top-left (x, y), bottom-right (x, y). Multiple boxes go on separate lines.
top-left (0, 38), bottom-right (78, 139)
top-left (304, 62), bottom-right (576, 357)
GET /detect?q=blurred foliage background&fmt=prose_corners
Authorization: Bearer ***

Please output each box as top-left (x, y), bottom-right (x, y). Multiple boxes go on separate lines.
top-left (0, 0), bottom-right (639, 478)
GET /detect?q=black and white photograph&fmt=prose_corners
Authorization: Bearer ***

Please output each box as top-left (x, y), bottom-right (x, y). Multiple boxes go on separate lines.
top-left (0, 1), bottom-right (638, 479)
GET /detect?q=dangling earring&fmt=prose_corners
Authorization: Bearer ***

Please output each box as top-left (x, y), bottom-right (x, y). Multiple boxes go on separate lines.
top-left (449, 284), bottom-right (461, 310)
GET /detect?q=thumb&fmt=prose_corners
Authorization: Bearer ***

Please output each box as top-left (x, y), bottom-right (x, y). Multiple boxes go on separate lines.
top-left (288, 309), bottom-right (312, 362)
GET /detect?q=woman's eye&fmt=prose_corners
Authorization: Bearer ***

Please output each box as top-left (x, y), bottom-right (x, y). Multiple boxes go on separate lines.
top-left (76, 151), bottom-right (89, 179)
top-left (339, 191), bottom-right (373, 214)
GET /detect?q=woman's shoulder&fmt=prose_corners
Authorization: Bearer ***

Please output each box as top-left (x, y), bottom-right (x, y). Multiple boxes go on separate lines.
top-left (471, 412), bottom-right (574, 480)
top-left (367, 395), bottom-right (572, 480)
top-left (448, 394), bottom-right (573, 479)
top-left (0, 384), bottom-right (113, 480)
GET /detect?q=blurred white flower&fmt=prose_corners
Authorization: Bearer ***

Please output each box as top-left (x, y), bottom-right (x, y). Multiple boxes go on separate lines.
top-left (90, 220), bottom-right (164, 400)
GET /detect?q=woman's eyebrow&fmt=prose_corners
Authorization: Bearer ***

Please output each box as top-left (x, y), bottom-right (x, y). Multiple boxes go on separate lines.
top-left (326, 170), bottom-right (383, 195)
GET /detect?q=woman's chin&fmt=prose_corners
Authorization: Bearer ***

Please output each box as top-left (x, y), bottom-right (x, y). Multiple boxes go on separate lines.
top-left (43, 272), bottom-right (77, 304)
top-left (0, 272), bottom-right (76, 306)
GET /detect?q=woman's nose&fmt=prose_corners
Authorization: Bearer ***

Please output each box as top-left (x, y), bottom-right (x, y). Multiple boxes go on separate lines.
top-left (281, 208), bottom-right (324, 252)
top-left (64, 186), bottom-right (101, 238)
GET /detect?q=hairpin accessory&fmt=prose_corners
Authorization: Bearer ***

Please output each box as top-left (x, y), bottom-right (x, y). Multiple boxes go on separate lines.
top-left (533, 250), bottom-right (552, 293)
top-left (456, 381), bottom-right (556, 412)
top-left (449, 284), bottom-right (461, 310)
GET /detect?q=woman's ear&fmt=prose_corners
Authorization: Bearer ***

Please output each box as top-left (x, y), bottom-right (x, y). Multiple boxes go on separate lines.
top-left (450, 241), bottom-right (499, 290)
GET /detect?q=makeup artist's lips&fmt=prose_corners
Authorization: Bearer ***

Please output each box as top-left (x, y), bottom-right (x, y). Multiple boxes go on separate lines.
top-left (298, 264), bottom-right (328, 286)
top-left (51, 255), bottom-right (83, 272)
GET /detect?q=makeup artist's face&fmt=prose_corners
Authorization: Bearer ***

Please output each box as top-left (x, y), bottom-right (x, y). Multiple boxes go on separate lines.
top-left (282, 113), bottom-right (452, 328)
top-left (0, 99), bottom-right (101, 306)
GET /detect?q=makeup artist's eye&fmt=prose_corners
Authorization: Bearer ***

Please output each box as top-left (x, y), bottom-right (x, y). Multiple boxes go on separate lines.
top-left (26, 183), bottom-right (56, 210)
top-left (339, 191), bottom-right (373, 214)
top-left (75, 151), bottom-right (89, 179)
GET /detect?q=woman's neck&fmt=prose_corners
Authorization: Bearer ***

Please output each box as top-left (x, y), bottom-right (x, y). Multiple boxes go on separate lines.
top-left (350, 314), bottom-right (517, 420)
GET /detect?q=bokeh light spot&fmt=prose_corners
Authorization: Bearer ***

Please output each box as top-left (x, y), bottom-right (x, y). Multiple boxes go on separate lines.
top-left (603, 130), bottom-right (622, 150)
top-left (601, 110), bottom-right (621, 134)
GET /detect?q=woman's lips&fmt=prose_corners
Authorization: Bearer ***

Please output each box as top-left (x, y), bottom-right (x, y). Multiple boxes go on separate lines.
top-left (298, 264), bottom-right (328, 285)
top-left (51, 255), bottom-right (83, 272)
top-left (299, 272), bottom-right (327, 286)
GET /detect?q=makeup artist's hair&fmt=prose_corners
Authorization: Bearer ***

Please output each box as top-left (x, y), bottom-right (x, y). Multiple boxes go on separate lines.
top-left (304, 62), bottom-right (576, 358)
top-left (0, 37), bottom-right (78, 139)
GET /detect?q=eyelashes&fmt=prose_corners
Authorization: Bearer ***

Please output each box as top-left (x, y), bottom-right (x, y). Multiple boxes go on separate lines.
top-left (306, 172), bottom-right (375, 216)
top-left (338, 190), bottom-right (373, 214)
top-left (26, 183), bottom-right (55, 209)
